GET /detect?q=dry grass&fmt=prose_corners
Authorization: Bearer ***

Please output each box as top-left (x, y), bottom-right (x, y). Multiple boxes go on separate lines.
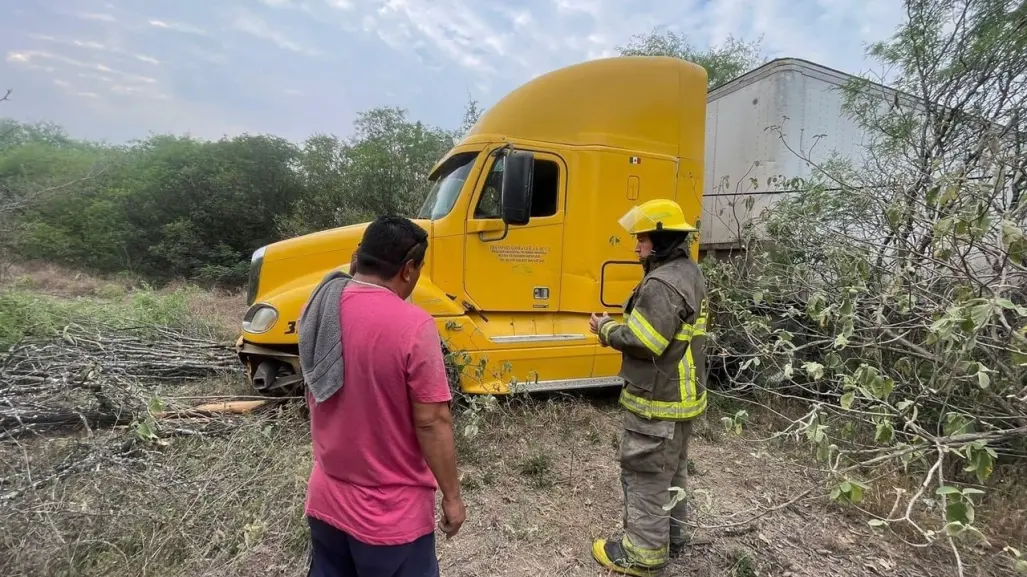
top-left (0, 261), bottom-right (135, 298)
top-left (2, 384), bottom-right (1019, 577)
top-left (1, 398), bottom-right (312, 577)
top-left (0, 261), bottom-right (246, 343)
top-left (1, 263), bottom-right (1024, 577)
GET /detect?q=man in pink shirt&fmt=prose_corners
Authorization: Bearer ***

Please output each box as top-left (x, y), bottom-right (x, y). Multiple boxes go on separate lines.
top-left (298, 215), bottom-right (465, 577)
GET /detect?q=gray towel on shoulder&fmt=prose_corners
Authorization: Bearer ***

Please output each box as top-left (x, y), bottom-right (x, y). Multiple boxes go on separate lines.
top-left (298, 270), bottom-right (353, 404)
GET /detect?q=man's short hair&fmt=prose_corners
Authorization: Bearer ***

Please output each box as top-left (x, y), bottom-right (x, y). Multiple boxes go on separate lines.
top-left (355, 215), bottom-right (429, 279)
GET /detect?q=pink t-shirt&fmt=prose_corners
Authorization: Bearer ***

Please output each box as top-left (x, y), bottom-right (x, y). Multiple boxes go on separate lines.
top-left (304, 281), bottom-right (452, 546)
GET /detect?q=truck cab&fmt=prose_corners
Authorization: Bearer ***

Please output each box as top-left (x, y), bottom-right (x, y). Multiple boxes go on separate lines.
top-left (238, 55), bottom-right (708, 396)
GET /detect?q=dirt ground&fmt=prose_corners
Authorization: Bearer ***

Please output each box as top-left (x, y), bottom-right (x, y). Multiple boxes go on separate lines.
top-left (435, 393), bottom-right (995, 577)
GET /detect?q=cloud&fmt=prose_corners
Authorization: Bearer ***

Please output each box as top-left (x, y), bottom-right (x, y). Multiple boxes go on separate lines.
top-left (0, 0), bottom-right (909, 145)
top-left (369, 0), bottom-right (511, 75)
top-left (77, 12), bottom-right (117, 22)
top-left (28, 34), bottom-right (161, 66)
top-left (553, 0), bottom-right (603, 19)
top-left (148, 19), bottom-right (207, 36)
top-left (231, 11), bottom-right (320, 55)
top-left (7, 50), bottom-right (156, 84)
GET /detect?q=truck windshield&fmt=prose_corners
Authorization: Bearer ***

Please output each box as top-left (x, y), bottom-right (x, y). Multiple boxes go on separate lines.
top-left (416, 151), bottom-right (480, 220)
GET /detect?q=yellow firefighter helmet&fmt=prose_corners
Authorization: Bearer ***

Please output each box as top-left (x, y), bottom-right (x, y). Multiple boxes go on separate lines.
top-left (618, 199), bottom-right (697, 235)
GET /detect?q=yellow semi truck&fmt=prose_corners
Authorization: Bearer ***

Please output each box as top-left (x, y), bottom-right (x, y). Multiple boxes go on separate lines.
top-left (237, 55), bottom-right (708, 396)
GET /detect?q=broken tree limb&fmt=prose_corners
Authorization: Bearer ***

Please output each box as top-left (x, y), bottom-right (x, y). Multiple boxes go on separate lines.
top-left (1, 324), bottom-right (245, 440)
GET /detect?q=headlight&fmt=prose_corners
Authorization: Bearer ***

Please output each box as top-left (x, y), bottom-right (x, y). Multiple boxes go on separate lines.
top-left (242, 303), bottom-right (278, 334)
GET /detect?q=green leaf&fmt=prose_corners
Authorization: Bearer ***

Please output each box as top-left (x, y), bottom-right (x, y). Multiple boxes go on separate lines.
top-left (944, 521), bottom-right (965, 537)
top-left (943, 413), bottom-right (974, 436)
top-left (135, 419), bottom-right (158, 441)
top-left (833, 333), bottom-right (849, 349)
top-left (977, 369), bottom-right (991, 389)
top-left (946, 500), bottom-right (972, 525)
top-left (840, 391), bottom-right (855, 410)
top-left (868, 519), bottom-right (888, 527)
top-left (969, 302), bottom-right (993, 330)
top-left (875, 376), bottom-right (895, 400)
top-left (995, 298), bottom-right (1019, 311)
top-left (940, 185), bottom-right (958, 205)
top-left (816, 440), bottom-right (834, 462)
top-left (893, 357), bottom-right (913, 376)
top-left (955, 215), bottom-right (972, 237)
top-left (806, 292), bottom-right (827, 319)
top-left (803, 361), bottom-right (825, 381)
top-left (970, 211), bottom-right (992, 240)
top-left (721, 416), bottom-right (734, 433)
top-left (885, 203), bottom-right (902, 230)
top-left (848, 483), bottom-right (864, 503)
top-left (1002, 221), bottom-right (1027, 264)
top-left (839, 297), bottom-right (854, 317)
top-left (855, 364), bottom-right (877, 387)
top-left (1015, 560), bottom-right (1027, 574)
top-left (663, 486), bottom-right (687, 511)
top-left (926, 186), bottom-right (939, 207)
top-left (806, 423), bottom-right (829, 444)
top-left (966, 448), bottom-right (994, 483)
top-left (841, 318), bottom-right (854, 338)
top-left (934, 216), bottom-right (956, 238)
top-left (875, 421), bottom-right (894, 444)
top-left (936, 485), bottom-right (962, 496)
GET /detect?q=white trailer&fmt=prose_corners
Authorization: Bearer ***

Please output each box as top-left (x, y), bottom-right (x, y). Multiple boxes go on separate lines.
top-left (698, 57), bottom-right (899, 257)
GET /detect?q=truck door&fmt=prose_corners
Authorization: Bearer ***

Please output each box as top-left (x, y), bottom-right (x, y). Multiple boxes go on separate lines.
top-left (463, 150), bottom-right (566, 313)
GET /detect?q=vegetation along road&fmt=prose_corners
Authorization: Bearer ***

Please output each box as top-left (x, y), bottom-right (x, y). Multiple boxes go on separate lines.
top-left (2, 2), bottom-right (1027, 575)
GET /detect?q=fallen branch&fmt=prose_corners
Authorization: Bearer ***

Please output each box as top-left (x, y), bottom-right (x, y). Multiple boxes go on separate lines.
top-left (0, 324), bottom-right (244, 440)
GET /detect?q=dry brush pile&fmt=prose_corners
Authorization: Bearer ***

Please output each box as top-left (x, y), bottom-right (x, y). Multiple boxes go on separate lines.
top-left (0, 324), bottom-right (240, 441)
top-left (0, 319), bottom-right (315, 577)
top-left (699, 1), bottom-right (1027, 574)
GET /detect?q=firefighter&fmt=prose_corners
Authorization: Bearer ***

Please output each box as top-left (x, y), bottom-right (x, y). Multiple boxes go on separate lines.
top-left (588, 198), bottom-right (709, 576)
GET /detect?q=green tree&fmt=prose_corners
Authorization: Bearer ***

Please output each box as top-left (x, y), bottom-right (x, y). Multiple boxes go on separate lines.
top-left (702, 0), bottom-right (1027, 569)
top-left (111, 133), bottom-right (306, 284)
top-left (617, 29), bottom-right (767, 88)
top-left (279, 106), bottom-right (456, 237)
top-left (458, 94), bottom-right (484, 137)
top-left (0, 114), bottom-right (114, 279)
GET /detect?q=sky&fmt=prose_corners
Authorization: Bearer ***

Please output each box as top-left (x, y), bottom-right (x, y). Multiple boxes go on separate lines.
top-left (0, 0), bottom-right (907, 145)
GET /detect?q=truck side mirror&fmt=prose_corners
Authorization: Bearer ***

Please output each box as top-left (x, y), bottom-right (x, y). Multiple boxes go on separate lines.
top-left (501, 150), bottom-right (534, 226)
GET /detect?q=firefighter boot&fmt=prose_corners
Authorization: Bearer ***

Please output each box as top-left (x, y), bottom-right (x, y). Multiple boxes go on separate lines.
top-left (591, 537), bottom-right (666, 577)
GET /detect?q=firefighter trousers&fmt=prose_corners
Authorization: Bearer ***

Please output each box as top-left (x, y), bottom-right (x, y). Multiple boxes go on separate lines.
top-left (618, 411), bottom-right (694, 566)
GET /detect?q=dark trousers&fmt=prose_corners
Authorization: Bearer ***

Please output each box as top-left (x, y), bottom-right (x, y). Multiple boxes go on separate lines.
top-left (307, 516), bottom-right (440, 577)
